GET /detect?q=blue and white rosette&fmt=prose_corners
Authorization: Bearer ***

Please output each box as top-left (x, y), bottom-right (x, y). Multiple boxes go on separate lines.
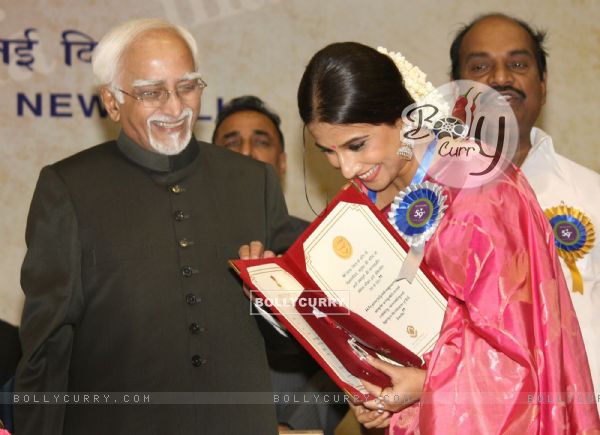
top-left (545, 204), bottom-right (595, 294)
top-left (388, 181), bottom-right (447, 282)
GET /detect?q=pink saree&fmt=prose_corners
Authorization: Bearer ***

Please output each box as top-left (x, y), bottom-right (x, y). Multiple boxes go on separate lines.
top-left (376, 164), bottom-right (600, 434)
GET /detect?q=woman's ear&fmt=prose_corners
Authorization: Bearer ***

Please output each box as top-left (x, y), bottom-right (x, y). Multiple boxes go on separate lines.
top-left (100, 87), bottom-right (121, 122)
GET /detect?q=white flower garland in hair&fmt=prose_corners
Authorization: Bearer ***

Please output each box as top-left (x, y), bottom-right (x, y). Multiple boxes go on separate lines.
top-left (376, 46), bottom-right (435, 102)
top-left (377, 46), bottom-right (449, 125)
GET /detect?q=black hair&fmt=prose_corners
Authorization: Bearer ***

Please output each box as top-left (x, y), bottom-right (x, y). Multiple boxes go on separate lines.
top-left (449, 13), bottom-right (548, 81)
top-left (212, 95), bottom-right (284, 149)
top-left (297, 42), bottom-right (415, 126)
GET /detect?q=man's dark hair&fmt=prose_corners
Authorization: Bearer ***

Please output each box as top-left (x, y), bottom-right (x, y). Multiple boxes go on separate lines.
top-left (297, 42), bottom-right (414, 127)
top-left (450, 13), bottom-right (548, 81)
top-left (212, 95), bottom-right (285, 149)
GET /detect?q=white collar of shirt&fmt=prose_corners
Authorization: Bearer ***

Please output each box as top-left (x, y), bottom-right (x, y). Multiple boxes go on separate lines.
top-left (522, 127), bottom-right (567, 180)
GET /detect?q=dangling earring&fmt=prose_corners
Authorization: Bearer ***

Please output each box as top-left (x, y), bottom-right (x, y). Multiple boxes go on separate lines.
top-left (397, 123), bottom-right (415, 160)
top-left (396, 144), bottom-right (414, 160)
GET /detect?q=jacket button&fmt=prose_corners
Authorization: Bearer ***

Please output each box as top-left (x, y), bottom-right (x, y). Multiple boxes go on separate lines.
top-left (179, 238), bottom-right (193, 248)
top-left (191, 354), bottom-right (206, 367)
top-left (182, 266), bottom-right (193, 277)
top-left (170, 184), bottom-right (184, 194)
top-left (185, 293), bottom-right (198, 305)
top-left (174, 210), bottom-right (188, 221)
top-left (189, 322), bottom-right (200, 334)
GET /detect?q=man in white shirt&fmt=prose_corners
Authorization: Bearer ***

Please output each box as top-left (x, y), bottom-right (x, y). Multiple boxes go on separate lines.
top-left (450, 13), bottom-right (600, 410)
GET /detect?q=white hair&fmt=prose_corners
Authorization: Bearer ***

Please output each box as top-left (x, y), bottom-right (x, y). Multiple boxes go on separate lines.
top-left (92, 18), bottom-right (199, 96)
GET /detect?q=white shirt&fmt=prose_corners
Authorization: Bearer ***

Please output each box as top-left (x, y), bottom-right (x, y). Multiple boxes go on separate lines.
top-left (522, 127), bottom-right (600, 408)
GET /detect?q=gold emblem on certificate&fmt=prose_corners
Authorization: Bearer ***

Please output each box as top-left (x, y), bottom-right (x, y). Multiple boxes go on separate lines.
top-left (269, 275), bottom-right (283, 288)
top-left (406, 325), bottom-right (417, 338)
top-left (332, 235), bottom-right (353, 259)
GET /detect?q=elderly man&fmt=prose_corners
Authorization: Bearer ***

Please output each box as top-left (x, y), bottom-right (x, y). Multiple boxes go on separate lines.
top-left (14, 18), bottom-right (294, 434)
top-left (450, 13), bottom-right (600, 409)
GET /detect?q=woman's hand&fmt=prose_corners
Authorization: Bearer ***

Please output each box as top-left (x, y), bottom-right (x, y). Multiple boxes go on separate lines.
top-left (349, 400), bottom-right (392, 430)
top-left (350, 355), bottom-right (426, 429)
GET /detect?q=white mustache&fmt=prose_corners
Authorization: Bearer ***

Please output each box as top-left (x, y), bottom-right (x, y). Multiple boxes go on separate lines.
top-left (148, 107), bottom-right (193, 125)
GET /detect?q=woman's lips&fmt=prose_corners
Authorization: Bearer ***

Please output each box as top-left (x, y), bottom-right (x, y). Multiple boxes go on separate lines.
top-left (357, 164), bottom-right (381, 182)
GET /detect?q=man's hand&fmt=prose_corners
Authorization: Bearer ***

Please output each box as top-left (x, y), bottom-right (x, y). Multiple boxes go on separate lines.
top-left (238, 240), bottom-right (276, 260)
top-left (238, 241), bottom-right (275, 299)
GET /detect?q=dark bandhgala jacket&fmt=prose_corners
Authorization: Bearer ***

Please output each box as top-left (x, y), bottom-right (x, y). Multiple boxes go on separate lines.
top-left (15, 133), bottom-right (296, 435)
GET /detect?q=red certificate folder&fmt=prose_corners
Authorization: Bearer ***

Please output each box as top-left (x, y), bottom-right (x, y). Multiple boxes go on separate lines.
top-left (230, 184), bottom-right (447, 400)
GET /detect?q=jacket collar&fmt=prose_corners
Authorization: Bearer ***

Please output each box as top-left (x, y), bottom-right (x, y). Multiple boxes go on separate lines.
top-left (116, 131), bottom-right (199, 173)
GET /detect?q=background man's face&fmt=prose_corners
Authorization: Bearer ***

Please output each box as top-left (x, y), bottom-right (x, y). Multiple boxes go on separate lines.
top-left (457, 16), bottom-right (547, 137)
top-left (214, 110), bottom-right (286, 176)
top-left (107, 29), bottom-right (201, 154)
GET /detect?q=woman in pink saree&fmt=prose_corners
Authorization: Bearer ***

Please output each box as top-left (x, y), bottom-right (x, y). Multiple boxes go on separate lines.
top-left (296, 42), bottom-right (599, 434)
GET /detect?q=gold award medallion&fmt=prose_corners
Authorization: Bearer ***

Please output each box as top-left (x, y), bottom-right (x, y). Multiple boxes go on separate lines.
top-left (406, 325), bottom-right (417, 338)
top-left (332, 236), bottom-right (353, 259)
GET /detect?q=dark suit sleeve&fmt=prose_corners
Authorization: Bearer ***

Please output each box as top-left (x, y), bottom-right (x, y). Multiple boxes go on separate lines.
top-left (14, 166), bottom-right (84, 435)
top-left (263, 164), bottom-right (296, 254)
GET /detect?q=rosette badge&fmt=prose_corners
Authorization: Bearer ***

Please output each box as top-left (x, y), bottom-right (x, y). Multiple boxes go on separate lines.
top-left (388, 181), bottom-right (447, 282)
top-left (545, 204), bottom-right (595, 294)
top-left (389, 181), bottom-right (447, 244)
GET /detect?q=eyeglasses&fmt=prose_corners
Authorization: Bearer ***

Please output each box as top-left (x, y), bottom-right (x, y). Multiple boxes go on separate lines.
top-left (117, 78), bottom-right (207, 108)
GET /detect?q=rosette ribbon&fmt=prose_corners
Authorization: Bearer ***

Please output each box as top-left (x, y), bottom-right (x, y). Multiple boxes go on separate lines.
top-left (388, 181), bottom-right (447, 282)
top-left (545, 205), bottom-right (595, 294)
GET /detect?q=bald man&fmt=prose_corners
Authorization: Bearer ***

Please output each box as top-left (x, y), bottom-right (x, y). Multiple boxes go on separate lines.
top-left (450, 13), bottom-right (600, 411)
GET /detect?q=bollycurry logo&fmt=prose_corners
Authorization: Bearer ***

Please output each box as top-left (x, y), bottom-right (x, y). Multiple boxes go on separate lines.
top-left (402, 79), bottom-right (519, 189)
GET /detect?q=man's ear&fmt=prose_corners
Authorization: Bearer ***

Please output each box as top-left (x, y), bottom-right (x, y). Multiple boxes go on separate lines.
top-left (100, 87), bottom-right (121, 122)
top-left (540, 71), bottom-right (548, 106)
top-left (277, 152), bottom-right (287, 177)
